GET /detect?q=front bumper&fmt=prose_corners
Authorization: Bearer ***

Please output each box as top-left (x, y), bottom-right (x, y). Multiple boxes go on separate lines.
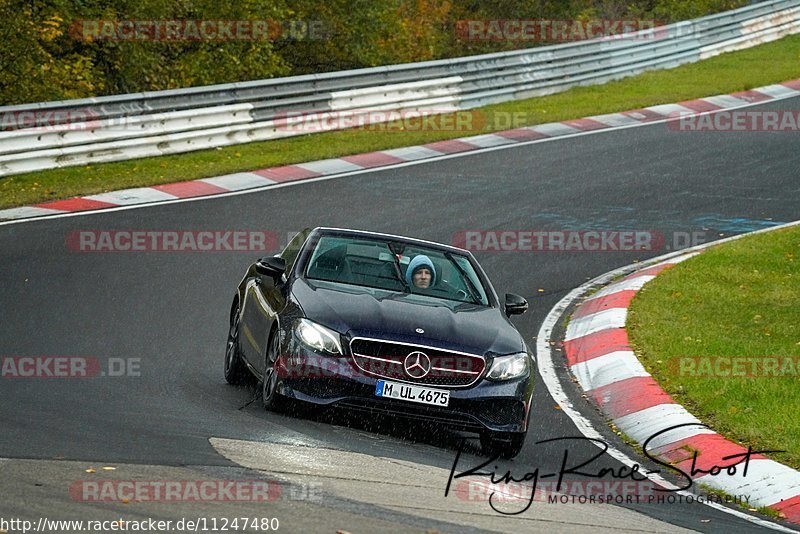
top-left (274, 341), bottom-right (534, 434)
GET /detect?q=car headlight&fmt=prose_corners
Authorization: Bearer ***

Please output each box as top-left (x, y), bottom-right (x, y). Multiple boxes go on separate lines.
top-left (294, 319), bottom-right (343, 355)
top-left (487, 352), bottom-right (529, 381)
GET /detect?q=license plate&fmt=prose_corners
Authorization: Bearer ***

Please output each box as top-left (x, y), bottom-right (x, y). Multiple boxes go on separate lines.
top-left (375, 380), bottom-right (449, 407)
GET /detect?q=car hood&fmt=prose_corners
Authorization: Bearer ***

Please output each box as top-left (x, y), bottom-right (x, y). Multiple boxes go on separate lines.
top-left (292, 278), bottom-right (523, 356)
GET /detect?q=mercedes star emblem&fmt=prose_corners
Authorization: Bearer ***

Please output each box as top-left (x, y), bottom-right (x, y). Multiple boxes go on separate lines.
top-left (403, 351), bottom-right (431, 379)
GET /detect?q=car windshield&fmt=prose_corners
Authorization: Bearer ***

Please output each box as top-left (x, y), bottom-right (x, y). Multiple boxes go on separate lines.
top-left (304, 235), bottom-right (490, 306)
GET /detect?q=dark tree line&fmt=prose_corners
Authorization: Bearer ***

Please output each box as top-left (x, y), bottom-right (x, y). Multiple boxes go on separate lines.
top-left (0, 0), bottom-right (746, 105)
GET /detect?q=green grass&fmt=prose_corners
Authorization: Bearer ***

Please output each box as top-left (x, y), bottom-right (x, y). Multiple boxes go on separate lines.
top-left (2, 33), bottom-right (800, 209)
top-left (627, 225), bottom-right (800, 470)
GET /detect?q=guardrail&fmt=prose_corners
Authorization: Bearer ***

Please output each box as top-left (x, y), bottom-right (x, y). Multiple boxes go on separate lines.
top-left (1, 0), bottom-right (799, 177)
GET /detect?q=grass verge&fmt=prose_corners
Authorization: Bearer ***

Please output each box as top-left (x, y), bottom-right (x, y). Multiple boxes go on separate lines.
top-left (2, 33), bottom-right (800, 210)
top-left (627, 225), bottom-right (800, 470)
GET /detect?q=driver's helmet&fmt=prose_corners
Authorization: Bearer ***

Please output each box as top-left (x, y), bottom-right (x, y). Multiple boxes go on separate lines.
top-left (406, 255), bottom-right (437, 288)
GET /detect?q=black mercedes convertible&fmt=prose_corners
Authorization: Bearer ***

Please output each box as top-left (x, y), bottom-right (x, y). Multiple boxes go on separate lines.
top-left (224, 227), bottom-right (535, 457)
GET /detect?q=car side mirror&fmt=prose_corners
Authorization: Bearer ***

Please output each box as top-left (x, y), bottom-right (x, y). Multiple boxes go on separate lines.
top-left (505, 293), bottom-right (528, 316)
top-left (255, 256), bottom-right (286, 279)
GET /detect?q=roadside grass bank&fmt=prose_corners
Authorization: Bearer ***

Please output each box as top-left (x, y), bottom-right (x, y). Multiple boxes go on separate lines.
top-left (627, 225), bottom-right (800, 470)
top-left (2, 33), bottom-right (800, 210)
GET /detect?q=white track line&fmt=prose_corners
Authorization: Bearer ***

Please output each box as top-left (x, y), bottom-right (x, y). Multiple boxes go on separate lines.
top-left (613, 404), bottom-right (716, 448)
top-left (584, 276), bottom-right (655, 301)
top-left (564, 308), bottom-right (627, 341)
top-left (570, 350), bottom-right (650, 391)
top-left (85, 187), bottom-right (178, 205)
top-left (200, 172), bottom-right (276, 190)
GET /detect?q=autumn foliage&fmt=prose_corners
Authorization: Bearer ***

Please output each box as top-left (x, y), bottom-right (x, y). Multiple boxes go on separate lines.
top-left (0, 0), bottom-right (747, 105)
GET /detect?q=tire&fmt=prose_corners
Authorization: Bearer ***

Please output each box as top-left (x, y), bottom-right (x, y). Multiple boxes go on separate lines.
top-left (480, 431), bottom-right (526, 459)
top-left (262, 329), bottom-right (288, 412)
top-left (224, 300), bottom-right (251, 385)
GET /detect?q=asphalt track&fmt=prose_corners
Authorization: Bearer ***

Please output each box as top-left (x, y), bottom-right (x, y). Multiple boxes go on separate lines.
top-left (1, 95), bottom-right (799, 533)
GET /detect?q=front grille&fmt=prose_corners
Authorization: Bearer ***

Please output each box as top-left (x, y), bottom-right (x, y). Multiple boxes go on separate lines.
top-left (349, 337), bottom-right (485, 388)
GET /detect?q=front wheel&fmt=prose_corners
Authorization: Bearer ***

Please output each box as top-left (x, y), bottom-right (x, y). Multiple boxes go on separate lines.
top-left (224, 302), bottom-right (252, 385)
top-left (480, 431), bottom-right (526, 459)
top-left (262, 330), bottom-right (288, 412)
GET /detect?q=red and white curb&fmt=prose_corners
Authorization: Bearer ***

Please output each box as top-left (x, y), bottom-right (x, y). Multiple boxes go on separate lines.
top-left (558, 225), bottom-right (800, 525)
top-left (1, 79), bottom-right (799, 223)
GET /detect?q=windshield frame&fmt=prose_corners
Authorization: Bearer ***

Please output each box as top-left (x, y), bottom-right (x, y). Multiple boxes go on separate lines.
top-left (295, 229), bottom-right (498, 308)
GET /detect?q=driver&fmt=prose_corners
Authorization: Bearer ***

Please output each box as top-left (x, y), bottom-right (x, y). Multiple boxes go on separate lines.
top-left (406, 255), bottom-right (436, 289)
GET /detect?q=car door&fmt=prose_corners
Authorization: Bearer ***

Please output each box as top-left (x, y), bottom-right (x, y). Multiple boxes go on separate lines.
top-left (239, 229), bottom-right (311, 376)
